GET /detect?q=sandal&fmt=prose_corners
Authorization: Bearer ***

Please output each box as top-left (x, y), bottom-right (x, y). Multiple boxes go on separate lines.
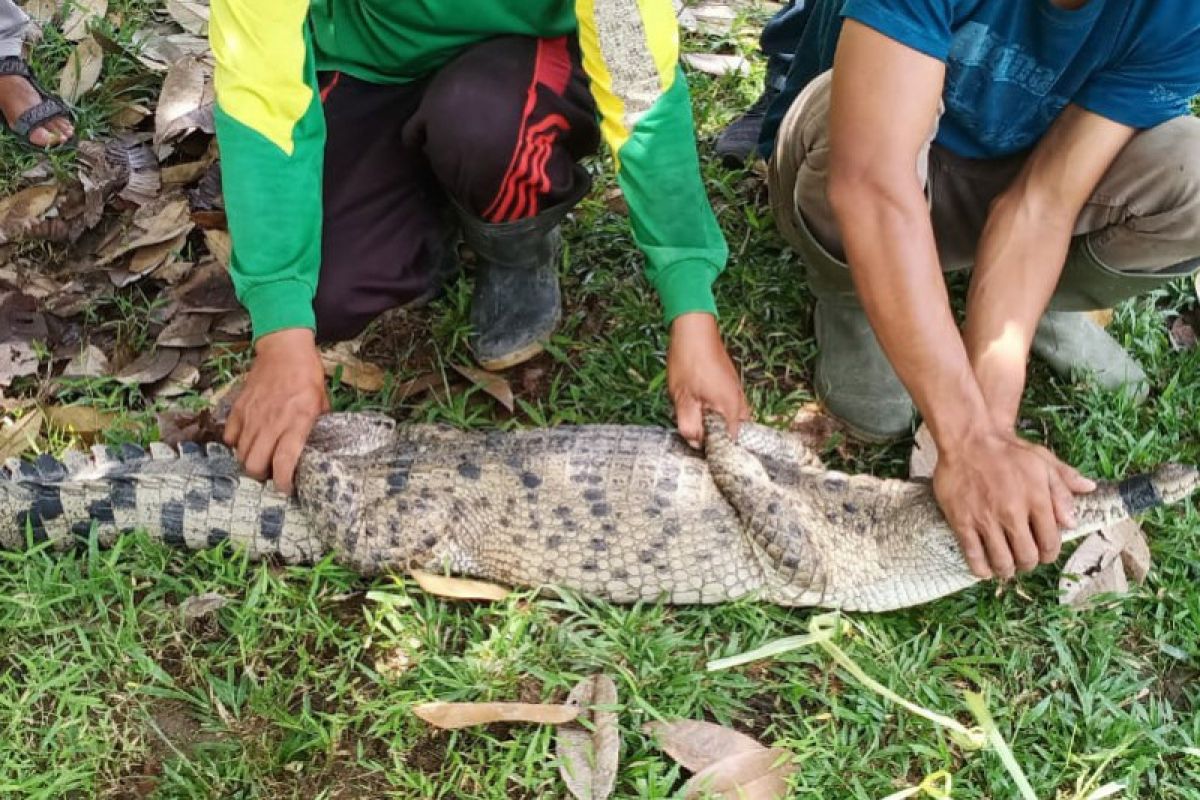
top-left (0, 55), bottom-right (76, 150)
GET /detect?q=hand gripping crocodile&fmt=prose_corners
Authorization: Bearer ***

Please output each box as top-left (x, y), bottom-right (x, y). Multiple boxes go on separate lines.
top-left (0, 413), bottom-right (1194, 612)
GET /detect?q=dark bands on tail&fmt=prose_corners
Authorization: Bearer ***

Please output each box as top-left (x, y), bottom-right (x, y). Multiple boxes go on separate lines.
top-left (1119, 474), bottom-right (1162, 516)
top-left (3, 440), bottom-right (245, 552)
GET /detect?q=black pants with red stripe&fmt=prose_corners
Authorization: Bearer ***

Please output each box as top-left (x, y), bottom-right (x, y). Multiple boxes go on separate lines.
top-left (314, 35), bottom-right (600, 342)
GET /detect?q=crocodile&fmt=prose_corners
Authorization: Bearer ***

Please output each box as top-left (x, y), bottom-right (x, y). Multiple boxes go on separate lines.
top-left (0, 412), bottom-right (1195, 612)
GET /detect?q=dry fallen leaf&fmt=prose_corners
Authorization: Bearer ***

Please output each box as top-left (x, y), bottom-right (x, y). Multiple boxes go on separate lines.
top-left (162, 154), bottom-right (215, 187)
top-left (44, 279), bottom-right (99, 318)
top-left (557, 675), bottom-right (620, 800)
top-left (0, 184), bottom-right (58, 242)
top-left (156, 406), bottom-right (223, 446)
top-left (642, 720), bottom-right (765, 774)
top-left (205, 380), bottom-right (242, 427)
top-left (61, 0), bottom-right (106, 41)
top-left (114, 347), bottom-right (182, 385)
top-left (134, 29), bottom-right (211, 71)
top-left (681, 748), bottom-right (796, 800)
top-left (409, 569), bottom-right (511, 601)
top-left (154, 55), bottom-right (214, 152)
top-left (25, 0), bottom-right (60, 25)
top-left (58, 35), bottom-right (104, 104)
top-left (107, 135), bottom-right (163, 206)
top-left (109, 102), bottom-right (151, 129)
top-left (452, 364), bottom-right (515, 411)
top-left (96, 194), bottom-right (193, 265)
top-left (155, 356), bottom-right (201, 399)
top-left (0, 267), bottom-right (61, 303)
top-left (165, 0), bottom-right (209, 35)
top-left (787, 402), bottom-right (846, 457)
top-left (1168, 315), bottom-right (1197, 352)
top-left (168, 257), bottom-right (239, 312)
top-left (44, 404), bottom-right (116, 437)
top-left (602, 187), bottom-right (627, 215)
top-left (156, 313), bottom-right (212, 349)
top-left (679, 1), bottom-right (736, 35)
top-left (413, 701), bottom-right (580, 730)
top-left (682, 53), bottom-right (750, 77)
top-left (1060, 520), bottom-right (1150, 608)
top-left (0, 339), bottom-right (39, 388)
top-left (128, 231), bottom-right (188, 275)
top-left (1119, 523), bottom-right (1152, 583)
top-left (61, 344), bottom-right (110, 378)
top-left (322, 346), bottom-right (386, 393)
top-left (909, 423), bottom-right (938, 479)
top-left (203, 228), bottom-right (231, 269)
top-left (155, 257), bottom-right (196, 285)
top-left (394, 371), bottom-right (444, 402)
top-left (0, 410), bottom-right (44, 460)
top-left (180, 591), bottom-right (228, 621)
top-left (647, 717), bottom-right (797, 799)
top-left (213, 309), bottom-right (250, 338)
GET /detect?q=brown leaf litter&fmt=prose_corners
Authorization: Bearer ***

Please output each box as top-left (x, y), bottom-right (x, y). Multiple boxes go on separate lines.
top-left (557, 675), bottom-right (620, 800)
top-left (643, 719), bottom-right (796, 799)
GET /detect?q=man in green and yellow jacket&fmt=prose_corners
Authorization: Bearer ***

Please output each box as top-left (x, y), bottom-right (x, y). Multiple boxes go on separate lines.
top-left (211, 0), bottom-right (748, 491)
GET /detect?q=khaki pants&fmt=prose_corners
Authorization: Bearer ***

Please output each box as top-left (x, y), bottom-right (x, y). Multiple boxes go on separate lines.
top-left (768, 70), bottom-right (1200, 300)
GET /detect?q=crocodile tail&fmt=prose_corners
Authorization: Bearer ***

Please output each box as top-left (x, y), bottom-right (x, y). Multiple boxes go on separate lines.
top-left (0, 442), bottom-right (323, 563)
top-left (1064, 463), bottom-right (1200, 543)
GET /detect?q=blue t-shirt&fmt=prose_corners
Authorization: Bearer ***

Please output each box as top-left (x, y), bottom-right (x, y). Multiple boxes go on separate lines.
top-left (760, 0), bottom-right (1200, 159)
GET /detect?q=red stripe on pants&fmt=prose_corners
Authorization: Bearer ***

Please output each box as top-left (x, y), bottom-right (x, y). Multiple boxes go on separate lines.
top-left (320, 71), bottom-right (342, 103)
top-left (483, 37), bottom-right (574, 222)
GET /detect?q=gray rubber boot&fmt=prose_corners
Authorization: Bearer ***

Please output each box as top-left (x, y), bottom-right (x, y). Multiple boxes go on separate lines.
top-left (1031, 312), bottom-right (1149, 400)
top-left (1035, 237), bottom-right (1186, 400)
top-left (793, 214), bottom-right (914, 442)
top-left (458, 198), bottom-right (576, 371)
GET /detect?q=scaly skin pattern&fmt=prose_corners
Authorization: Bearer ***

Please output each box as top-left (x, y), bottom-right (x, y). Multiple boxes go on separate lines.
top-left (0, 413), bottom-right (1195, 612)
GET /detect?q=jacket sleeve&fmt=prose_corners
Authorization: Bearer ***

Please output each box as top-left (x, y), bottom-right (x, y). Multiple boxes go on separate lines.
top-left (210, 0), bottom-right (325, 339)
top-left (575, 0), bottom-right (729, 322)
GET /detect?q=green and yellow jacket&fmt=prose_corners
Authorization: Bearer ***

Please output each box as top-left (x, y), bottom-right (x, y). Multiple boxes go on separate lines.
top-left (210, 0), bottom-right (729, 339)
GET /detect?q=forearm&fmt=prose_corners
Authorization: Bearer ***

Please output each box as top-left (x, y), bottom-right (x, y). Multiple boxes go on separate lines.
top-left (212, 0), bottom-right (324, 339)
top-left (962, 189), bottom-right (1075, 428)
top-left (962, 105), bottom-right (1136, 428)
top-left (613, 72), bottom-right (728, 323)
top-left (830, 177), bottom-right (991, 446)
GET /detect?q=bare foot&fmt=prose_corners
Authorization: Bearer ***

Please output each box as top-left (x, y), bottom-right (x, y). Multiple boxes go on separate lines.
top-left (0, 73), bottom-right (74, 147)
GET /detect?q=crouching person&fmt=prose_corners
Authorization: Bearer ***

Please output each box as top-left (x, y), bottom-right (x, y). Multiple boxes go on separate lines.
top-left (210, 0), bottom-right (750, 491)
top-left (764, 0), bottom-right (1200, 577)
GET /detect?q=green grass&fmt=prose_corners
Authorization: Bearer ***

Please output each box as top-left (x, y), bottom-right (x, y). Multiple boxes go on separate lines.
top-left (2, 6), bottom-right (1200, 799)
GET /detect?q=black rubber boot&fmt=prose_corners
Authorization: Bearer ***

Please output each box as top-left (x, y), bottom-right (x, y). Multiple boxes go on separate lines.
top-left (457, 187), bottom-right (583, 371)
top-left (714, 85), bottom-right (780, 166)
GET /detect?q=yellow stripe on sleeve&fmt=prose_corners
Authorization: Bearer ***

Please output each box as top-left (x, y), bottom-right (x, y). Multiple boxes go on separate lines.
top-left (576, 0), bottom-right (683, 164)
top-left (210, 0), bottom-right (313, 156)
top-left (635, 0), bottom-right (680, 94)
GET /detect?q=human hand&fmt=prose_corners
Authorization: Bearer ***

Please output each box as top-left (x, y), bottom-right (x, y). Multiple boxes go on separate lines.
top-left (223, 328), bottom-right (330, 493)
top-left (933, 428), bottom-right (1096, 579)
top-left (667, 312), bottom-right (750, 448)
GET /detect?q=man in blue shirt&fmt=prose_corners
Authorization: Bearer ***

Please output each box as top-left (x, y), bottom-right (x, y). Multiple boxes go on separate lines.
top-left (766, 0), bottom-right (1200, 580)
